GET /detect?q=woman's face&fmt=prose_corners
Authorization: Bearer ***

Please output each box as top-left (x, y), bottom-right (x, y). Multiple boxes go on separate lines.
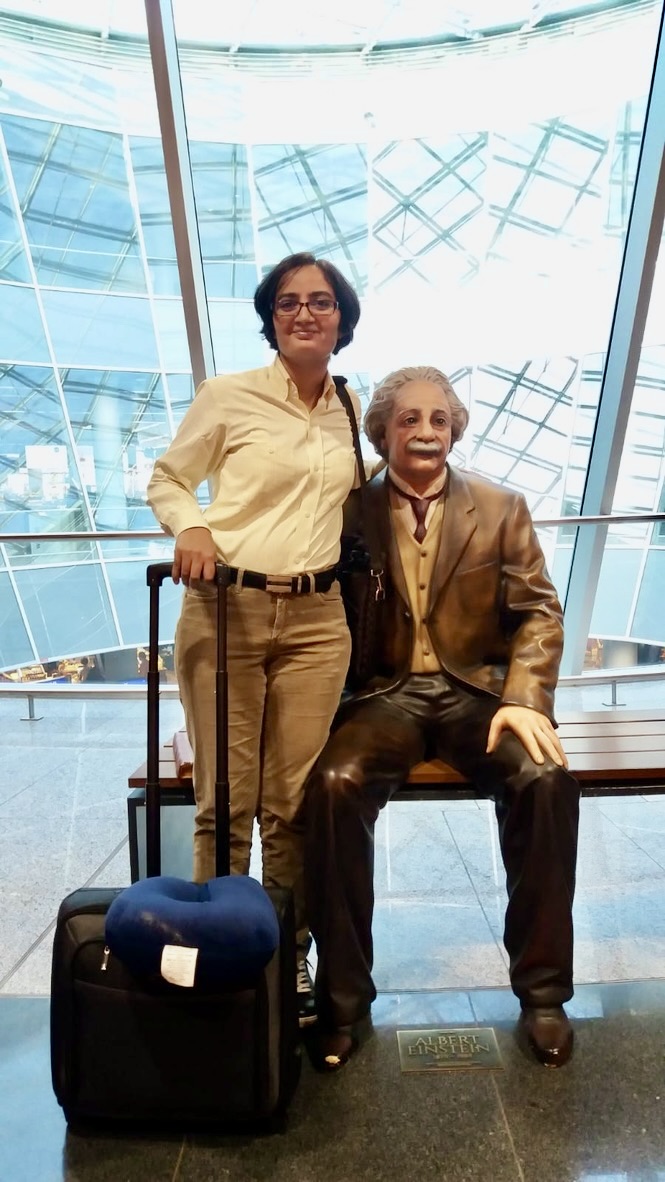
top-left (272, 264), bottom-right (341, 369)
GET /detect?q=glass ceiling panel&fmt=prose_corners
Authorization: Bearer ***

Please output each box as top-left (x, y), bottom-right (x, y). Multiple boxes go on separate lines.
top-left (0, 0), bottom-right (662, 677)
top-left (253, 143), bottom-right (367, 287)
top-left (0, 147), bottom-right (31, 284)
top-left (0, 0), bottom-right (648, 46)
top-left (3, 115), bottom-right (145, 293)
top-left (129, 137), bottom-right (181, 298)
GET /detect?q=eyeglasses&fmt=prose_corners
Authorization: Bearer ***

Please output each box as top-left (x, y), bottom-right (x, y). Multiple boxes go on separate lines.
top-left (273, 296), bottom-right (339, 318)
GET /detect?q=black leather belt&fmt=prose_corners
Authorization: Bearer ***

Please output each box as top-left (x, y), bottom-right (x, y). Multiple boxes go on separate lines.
top-left (227, 565), bottom-right (338, 595)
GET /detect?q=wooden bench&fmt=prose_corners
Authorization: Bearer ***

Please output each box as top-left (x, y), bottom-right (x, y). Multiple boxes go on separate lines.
top-left (126, 707), bottom-right (665, 880)
top-left (128, 708), bottom-right (665, 800)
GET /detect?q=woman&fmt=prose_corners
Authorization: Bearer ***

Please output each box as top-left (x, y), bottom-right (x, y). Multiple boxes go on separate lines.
top-left (147, 252), bottom-right (361, 1025)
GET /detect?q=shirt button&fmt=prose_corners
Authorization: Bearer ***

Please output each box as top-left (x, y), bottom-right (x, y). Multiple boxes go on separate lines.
top-left (420, 551), bottom-right (428, 558)
top-left (305, 513), bottom-right (311, 519)
top-left (423, 649), bottom-right (430, 656)
top-left (419, 583), bottom-right (426, 590)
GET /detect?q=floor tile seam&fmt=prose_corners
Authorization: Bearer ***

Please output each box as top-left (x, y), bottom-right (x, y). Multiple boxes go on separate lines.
top-left (171, 1138), bottom-right (187, 1180)
top-left (491, 1072), bottom-right (526, 1182)
top-left (387, 984), bottom-right (480, 996)
top-left (375, 972), bottom-right (665, 998)
top-left (594, 800), bottom-right (665, 822)
top-left (440, 803), bottom-right (509, 964)
top-left (83, 834), bottom-right (130, 885)
top-left (592, 804), bottom-right (665, 869)
top-left (439, 801), bottom-right (497, 896)
top-left (0, 746), bottom-right (81, 803)
top-left (575, 853), bottom-right (665, 877)
top-left (613, 837), bottom-right (665, 874)
top-left (577, 818), bottom-right (665, 841)
top-left (374, 894), bottom-right (500, 906)
top-left (3, 973), bottom-right (665, 1001)
top-left (0, 919), bottom-right (57, 991)
top-left (4, 974), bottom-right (665, 999)
top-left (0, 735), bottom-right (145, 744)
top-left (574, 879), bottom-right (665, 898)
top-left (0, 804), bottom-right (133, 826)
top-left (0, 835), bottom-right (129, 990)
top-left (595, 807), bottom-right (665, 827)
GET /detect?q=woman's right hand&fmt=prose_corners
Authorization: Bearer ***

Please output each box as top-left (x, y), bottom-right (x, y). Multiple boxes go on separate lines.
top-left (172, 527), bottom-right (217, 585)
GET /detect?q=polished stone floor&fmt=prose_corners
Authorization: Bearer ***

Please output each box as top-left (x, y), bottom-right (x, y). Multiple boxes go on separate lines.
top-left (2, 687), bottom-right (665, 1180)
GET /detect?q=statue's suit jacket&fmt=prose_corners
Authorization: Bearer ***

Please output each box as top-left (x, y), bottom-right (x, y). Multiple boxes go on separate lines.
top-left (342, 465), bottom-right (564, 723)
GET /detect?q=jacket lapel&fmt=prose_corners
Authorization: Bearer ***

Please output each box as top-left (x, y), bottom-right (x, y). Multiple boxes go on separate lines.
top-left (429, 466), bottom-right (477, 607)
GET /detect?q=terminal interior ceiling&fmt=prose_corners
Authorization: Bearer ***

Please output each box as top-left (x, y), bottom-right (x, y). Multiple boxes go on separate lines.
top-left (1, 5), bottom-right (665, 1178)
top-left (0, 0), bottom-right (663, 676)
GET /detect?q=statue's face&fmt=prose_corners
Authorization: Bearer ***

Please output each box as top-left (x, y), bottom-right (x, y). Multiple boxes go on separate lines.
top-left (383, 381), bottom-right (452, 492)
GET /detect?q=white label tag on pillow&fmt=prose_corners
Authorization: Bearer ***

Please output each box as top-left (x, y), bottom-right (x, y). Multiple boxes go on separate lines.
top-left (161, 944), bottom-right (198, 987)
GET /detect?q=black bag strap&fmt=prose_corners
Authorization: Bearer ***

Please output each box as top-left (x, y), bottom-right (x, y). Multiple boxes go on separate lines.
top-left (333, 376), bottom-right (385, 600)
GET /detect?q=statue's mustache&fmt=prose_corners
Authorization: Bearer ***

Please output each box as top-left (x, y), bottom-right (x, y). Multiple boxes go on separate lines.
top-left (405, 441), bottom-right (442, 455)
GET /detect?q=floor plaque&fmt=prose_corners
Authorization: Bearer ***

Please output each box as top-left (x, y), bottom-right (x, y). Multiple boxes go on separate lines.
top-left (397, 1027), bottom-right (503, 1073)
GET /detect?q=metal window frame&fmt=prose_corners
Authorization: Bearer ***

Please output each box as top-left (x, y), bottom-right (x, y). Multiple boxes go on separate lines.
top-left (144, 0), bottom-right (215, 390)
top-left (561, 4), bottom-right (665, 674)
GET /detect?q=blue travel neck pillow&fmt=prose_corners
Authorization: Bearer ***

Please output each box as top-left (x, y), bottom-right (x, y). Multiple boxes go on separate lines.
top-left (105, 875), bottom-right (280, 989)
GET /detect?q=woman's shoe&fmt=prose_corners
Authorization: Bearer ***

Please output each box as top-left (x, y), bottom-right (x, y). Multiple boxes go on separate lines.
top-left (310, 1027), bottom-right (358, 1073)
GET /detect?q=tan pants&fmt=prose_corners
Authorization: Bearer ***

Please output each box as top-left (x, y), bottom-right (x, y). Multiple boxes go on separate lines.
top-left (175, 581), bottom-right (351, 952)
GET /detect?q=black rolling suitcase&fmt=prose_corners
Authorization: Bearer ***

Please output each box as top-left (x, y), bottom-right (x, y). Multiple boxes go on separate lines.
top-left (50, 562), bottom-right (301, 1127)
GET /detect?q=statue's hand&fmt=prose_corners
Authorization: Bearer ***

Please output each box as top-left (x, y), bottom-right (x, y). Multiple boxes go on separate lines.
top-left (486, 705), bottom-right (568, 769)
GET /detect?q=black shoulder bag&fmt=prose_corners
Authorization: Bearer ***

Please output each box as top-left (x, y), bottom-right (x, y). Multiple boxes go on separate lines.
top-left (333, 376), bottom-right (387, 691)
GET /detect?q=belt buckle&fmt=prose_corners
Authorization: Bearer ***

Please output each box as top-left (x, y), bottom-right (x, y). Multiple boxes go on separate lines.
top-left (265, 574), bottom-right (294, 595)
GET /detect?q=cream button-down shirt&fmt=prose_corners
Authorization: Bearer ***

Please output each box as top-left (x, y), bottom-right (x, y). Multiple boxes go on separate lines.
top-left (147, 357), bottom-right (361, 576)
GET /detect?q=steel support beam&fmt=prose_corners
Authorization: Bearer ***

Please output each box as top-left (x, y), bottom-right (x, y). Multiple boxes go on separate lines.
top-left (144, 0), bottom-right (215, 389)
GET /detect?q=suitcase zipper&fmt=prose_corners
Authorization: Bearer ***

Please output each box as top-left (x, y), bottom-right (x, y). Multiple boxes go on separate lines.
top-left (101, 945), bottom-right (110, 971)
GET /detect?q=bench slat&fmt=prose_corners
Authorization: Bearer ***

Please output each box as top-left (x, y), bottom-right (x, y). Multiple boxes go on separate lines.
top-left (128, 754), bottom-right (665, 792)
top-left (128, 705), bottom-right (665, 798)
top-left (558, 721), bottom-right (665, 739)
top-left (556, 708), bottom-right (665, 724)
top-left (556, 736), bottom-right (665, 754)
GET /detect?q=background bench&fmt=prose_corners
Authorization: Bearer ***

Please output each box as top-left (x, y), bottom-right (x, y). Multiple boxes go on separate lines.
top-left (128, 708), bottom-right (665, 799)
top-left (126, 707), bottom-right (665, 880)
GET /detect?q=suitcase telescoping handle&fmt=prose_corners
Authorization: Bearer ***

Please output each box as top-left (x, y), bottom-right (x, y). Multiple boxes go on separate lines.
top-left (145, 563), bottom-right (232, 879)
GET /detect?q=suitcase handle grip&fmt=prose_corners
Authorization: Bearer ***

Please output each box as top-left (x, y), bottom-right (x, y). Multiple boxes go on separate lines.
top-left (146, 562), bottom-right (232, 587)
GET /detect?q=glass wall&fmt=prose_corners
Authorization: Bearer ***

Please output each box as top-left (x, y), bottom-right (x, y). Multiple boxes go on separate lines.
top-left (0, 12), bottom-right (183, 670)
top-left (584, 225), bottom-right (665, 656)
top-left (0, 0), bottom-right (663, 678)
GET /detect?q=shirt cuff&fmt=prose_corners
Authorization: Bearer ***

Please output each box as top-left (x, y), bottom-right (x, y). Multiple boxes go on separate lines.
top-left (169, 509), bottom-right (212, 538)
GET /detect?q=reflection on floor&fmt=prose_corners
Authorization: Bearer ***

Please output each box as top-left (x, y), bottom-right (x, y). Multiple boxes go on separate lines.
top-left (2, 689), bottom-right (665, 1179)
top-left (3, 983), bottom-right (665, 1182)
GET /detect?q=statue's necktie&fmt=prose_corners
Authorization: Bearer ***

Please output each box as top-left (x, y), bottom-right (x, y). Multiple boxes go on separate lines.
top-left (387, 477), bottom-right (445, 543)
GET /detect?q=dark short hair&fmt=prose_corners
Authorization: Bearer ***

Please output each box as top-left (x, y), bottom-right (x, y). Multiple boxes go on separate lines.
top-left (254, 252), bottom-right (361, 354)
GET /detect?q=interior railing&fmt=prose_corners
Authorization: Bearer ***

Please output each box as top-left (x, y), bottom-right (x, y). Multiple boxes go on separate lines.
top-left (2, 515), bottom-right (664, 714)
top-left (2, 512), bottom-right (665, 542)
top-left (1, 664), bottom-right (664, 722)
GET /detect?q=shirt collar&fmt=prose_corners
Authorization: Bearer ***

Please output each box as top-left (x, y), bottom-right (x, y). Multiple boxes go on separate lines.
top-left (273, 355), bottom-right (336, 405)
top-left (387, 467), bottom-right (448, 499)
